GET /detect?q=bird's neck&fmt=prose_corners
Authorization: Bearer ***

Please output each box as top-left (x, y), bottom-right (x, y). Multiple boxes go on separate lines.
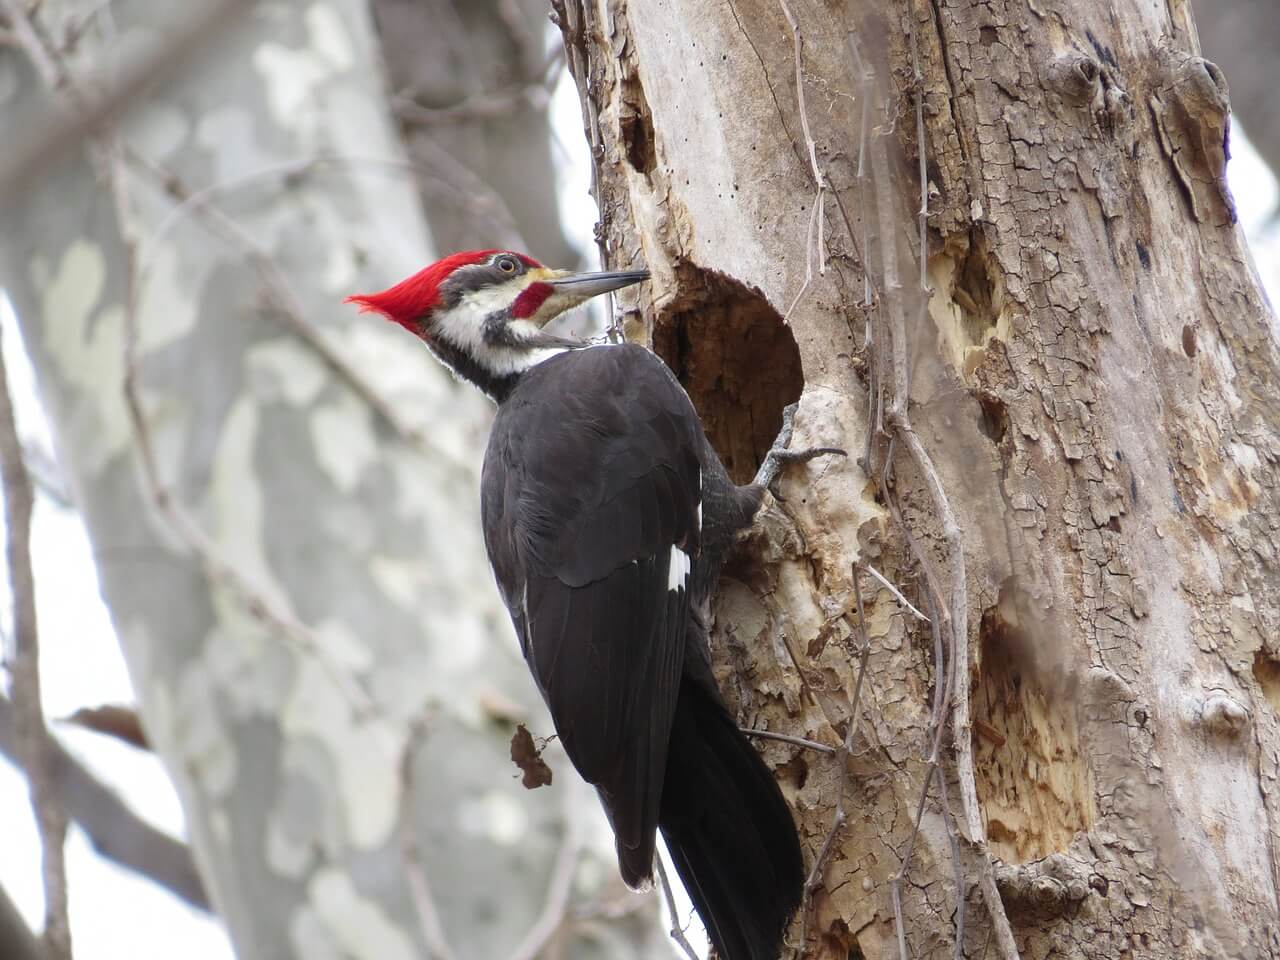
top-left (424, 335), bottom-right (525, 403)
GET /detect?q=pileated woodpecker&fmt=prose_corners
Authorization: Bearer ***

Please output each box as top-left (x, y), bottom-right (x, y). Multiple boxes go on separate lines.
top-left (348, 250), bottom-right (839, 960)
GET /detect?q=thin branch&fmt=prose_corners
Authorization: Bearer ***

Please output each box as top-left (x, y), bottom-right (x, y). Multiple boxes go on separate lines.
top-left (508, 786), bottom-right (584, 960)
top-left (797, 564), bottom-right (874, 954)
top-left (864, 561), bottom-right (930, 623)
top-left (0, 295), bottom-right (71, 960)
top-left (122, 146), bottom-right (475, 482)
top-left (778, 0), bottom-right (828, 323)
top-left (397, 718), bottom-right (459, 960)
top-left (0, 0), bottom-right (253, 207)
top-left (741, 727), bottom-right (835, 755)
top-left (846, 9), bottom-right (1020, 955)
top-left (889, 594), bottom-right (951, 960)
top-left (0, 696), bottom-right (208, 911)
top-left (655, 855), bottom-right (699, 960)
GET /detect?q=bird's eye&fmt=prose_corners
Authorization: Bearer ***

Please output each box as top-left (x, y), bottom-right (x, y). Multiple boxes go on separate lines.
top-left (497, 256), bottom-right (519, 274)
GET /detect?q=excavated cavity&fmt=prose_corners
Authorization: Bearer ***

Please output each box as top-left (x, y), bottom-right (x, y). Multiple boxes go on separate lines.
top-left (619, 62), bottom-right (657, 176)
top-left (653, 270), bottom-right (804, 484)
top-left (928, 231), bottom-right (1008, 379)
top-left (1253, 652), bottom-right (1280, 716)
top-left (972, 582), bottom-right (1094, 864)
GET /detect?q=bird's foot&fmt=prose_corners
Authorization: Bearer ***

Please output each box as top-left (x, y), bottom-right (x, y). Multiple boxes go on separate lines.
top-left (753, 403), bottom-right (846, 496)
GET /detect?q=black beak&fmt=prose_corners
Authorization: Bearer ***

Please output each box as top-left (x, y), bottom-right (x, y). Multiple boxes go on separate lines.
top-left (548, 269), bottom-right (650, 298)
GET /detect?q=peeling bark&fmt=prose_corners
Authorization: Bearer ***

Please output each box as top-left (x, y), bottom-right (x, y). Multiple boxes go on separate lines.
top-left (565, 0), bottom-right (1280, 956)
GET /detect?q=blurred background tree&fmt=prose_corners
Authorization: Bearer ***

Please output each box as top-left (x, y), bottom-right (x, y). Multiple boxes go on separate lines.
top-left (0, 1), bottom-right (662, 958)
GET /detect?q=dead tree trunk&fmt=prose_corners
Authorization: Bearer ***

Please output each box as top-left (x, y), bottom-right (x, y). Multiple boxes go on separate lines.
top-left (560, 0), bottom-right (1280, 956)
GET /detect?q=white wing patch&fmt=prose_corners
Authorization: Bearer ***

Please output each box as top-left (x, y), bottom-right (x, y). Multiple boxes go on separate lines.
top-left (667, 545), bottom-right (691, 592)
top-left (695, 467), bottom-right (702, 532)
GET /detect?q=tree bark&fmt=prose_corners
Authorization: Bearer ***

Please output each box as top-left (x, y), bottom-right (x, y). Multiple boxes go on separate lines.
top-left (1194, 0), bottom-right (1280, 183)
top-left (0, 1), bottom-right (659, 957)
top-left (565, 0), bottom-right (1280, 957)
top-left (372, 0), bottom-right (580, 266)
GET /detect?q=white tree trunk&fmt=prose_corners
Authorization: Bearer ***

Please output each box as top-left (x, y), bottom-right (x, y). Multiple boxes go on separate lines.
top-left (0, 1), bottom-right (661, 956)
top-left (565, 0), bottom-right (1280, 956)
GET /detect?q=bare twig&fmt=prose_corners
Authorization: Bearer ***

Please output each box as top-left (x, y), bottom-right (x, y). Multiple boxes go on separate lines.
top-left (0, 695), bottom-right (208, 910)
top-left (778, 0), bottom-right (828, 323)
top-left (864, 561), bottom-right (930, 623)
top-left (104, 138), bottom-right (379, 724)
top-left (741, 727), bottom-right (835, 755)
top-left (397, 721), bottom-right (460, 960)
top-left (0, 295), bottom-right (71, 960)
top-left (394, 46), bottom-right (562, 128)
top-left (551, 0), bottom-right (609, 273)
top-left (0, 0), bottom-right (252, 207)
top-left (889, 594), bottom-right (951, 960)
top-left (121, 146), bottom-right (475, 482)
top-left (508, 786), bottom-right (584, 960)
top-left (797, 565), bottom-right (874, 954)
top-left (655, 855), bottom-right (700, 960)
top-left (845, 8), bottom-right (1020, 955)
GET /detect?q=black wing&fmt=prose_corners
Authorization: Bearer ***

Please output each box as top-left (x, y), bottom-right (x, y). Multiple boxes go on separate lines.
top-left (482, 345), bottom-right (703, 884)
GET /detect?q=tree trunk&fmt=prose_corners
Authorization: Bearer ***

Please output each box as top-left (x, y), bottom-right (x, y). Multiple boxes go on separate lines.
top-left (0, 1), bottom-right (659, 957)
top-left (563, 0), bottom-right (1280, 956)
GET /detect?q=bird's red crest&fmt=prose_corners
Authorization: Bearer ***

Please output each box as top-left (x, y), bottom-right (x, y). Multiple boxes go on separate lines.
top-left (344, 250), bottom-right (543, 332)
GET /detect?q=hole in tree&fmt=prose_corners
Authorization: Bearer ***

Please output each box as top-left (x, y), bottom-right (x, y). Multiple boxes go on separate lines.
top-left (977, 391), bottom-right (1009, 444)
top-left (972, 580), bottom-right (1094, 864)
top-left (1253, 652), bottom-right (1280, 715)
top-left (620, 68), bottom-right (657, 176)
top-left (653, 269), bottom-right (804, 484)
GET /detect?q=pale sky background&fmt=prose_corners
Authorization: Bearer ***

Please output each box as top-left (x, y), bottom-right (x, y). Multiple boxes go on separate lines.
top-left (1, 59), bottom-right (1278, 960)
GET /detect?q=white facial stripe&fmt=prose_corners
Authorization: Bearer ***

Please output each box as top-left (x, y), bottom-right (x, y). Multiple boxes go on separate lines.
top-left (432, 284), bottom-right (568, 376)
top-left (667, 546), bottom-right (691, 592)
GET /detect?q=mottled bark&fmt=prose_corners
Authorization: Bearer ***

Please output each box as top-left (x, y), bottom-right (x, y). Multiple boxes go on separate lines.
top-left (1194, 0), bottom-right (1280, 183)
top-left (373, 0), bottom-right (578, 266)
top-left (0, 1), bottom-right (659, 957)
top-left (566, 0), bottom-right (1280, 957)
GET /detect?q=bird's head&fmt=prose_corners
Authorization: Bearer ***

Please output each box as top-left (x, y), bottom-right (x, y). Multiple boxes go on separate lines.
top-left (345, 249), bottom-right (648, 400)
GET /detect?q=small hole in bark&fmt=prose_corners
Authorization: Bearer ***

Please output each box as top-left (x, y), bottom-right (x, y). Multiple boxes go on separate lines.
top-left (653, 269), bottom-right (804, 483)
top-left (979, 24), bottom-right (999, 45)
top-left (977, 392), bottom-right (1009, 444)
top-left (1181, 324), bottom-right (1197, 357)
top-left (619, 70), bottom-right (657, 176)
top-left (1105, 515), bottom-right (1121, 532)
top-left (1135, 240), bottom-right (1151, 270)
top-left (1252, 653), bottom-right (1280, 715)
top-left (778, 753), bottom-right (808, 791)
top-left (973, 581), bottom-right (1093, 864)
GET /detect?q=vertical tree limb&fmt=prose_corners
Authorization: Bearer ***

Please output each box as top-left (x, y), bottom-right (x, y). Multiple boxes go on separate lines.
top-left (0, 321), bottom-right (71, 959)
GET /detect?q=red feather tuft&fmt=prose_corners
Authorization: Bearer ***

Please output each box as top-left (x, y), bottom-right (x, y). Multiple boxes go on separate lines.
top-left (511, 281), bottom-right (554, 320)
top-left (344, 250), bottom-right (544, 332)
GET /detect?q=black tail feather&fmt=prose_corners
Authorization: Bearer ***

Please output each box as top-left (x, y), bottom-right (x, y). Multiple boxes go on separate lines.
top-left (659, 682), bottom-right (804, 960)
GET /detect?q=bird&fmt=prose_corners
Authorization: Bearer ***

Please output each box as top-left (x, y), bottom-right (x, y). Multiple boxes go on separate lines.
top-left (347, 249), bottom-right (842, 960)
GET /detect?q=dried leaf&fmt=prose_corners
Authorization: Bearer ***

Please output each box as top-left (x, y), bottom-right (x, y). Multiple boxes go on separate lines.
top-left (509, 723), bottom-right (553, 790)
top-left (64, 703), bottom-right (150, 750)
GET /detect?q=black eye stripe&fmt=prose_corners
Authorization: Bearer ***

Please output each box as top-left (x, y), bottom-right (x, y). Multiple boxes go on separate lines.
top-left (440, 262), bottom-right (522, 306)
